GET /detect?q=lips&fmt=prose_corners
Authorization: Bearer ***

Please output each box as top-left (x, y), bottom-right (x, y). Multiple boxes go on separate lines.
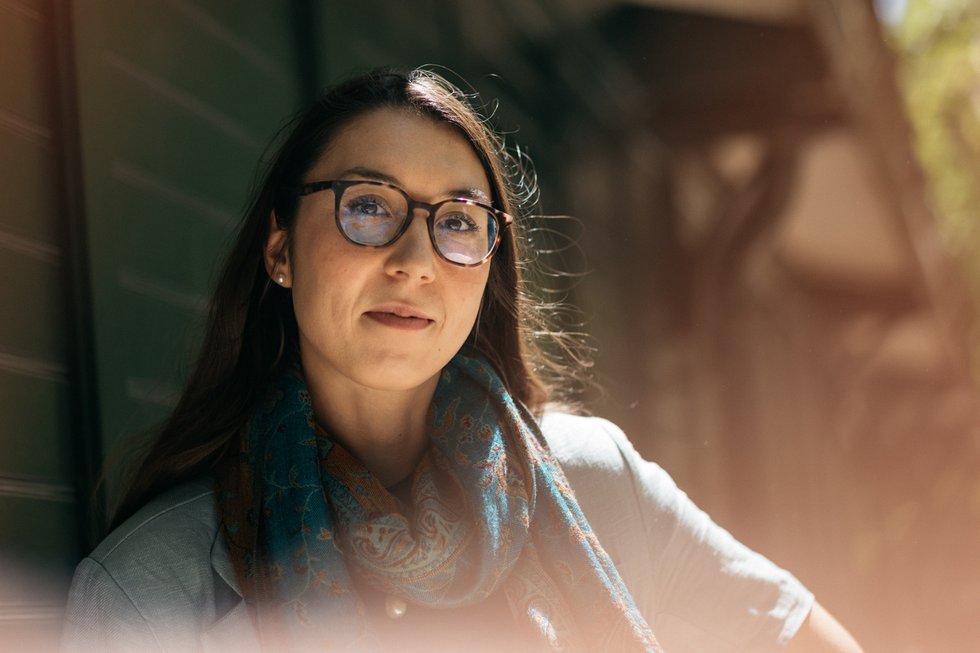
top-left (363, 303), bottom-right (435, 331)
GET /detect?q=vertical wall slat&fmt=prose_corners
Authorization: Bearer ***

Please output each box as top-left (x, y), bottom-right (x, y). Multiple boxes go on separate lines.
top-left (50, 0), bottom-right (104, 551)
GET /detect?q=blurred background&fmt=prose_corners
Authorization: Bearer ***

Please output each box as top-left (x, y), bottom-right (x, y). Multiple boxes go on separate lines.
top-left (1, 0), bottom-right (978, 650)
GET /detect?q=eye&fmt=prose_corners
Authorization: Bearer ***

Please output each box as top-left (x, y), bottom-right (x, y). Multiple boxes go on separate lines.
top-left (345, 195), bottom-right (393, 218)
top-left (438, 213), bottom-right (479, 232)
top-left (435, 204), bottom-right (489, 235)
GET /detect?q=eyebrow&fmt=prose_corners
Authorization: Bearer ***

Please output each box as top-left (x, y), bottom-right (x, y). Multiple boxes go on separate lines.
top-left (337, 166), bottom-right (492, 203)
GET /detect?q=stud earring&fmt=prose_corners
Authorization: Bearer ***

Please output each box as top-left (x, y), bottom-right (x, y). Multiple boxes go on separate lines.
top-left (275, 273), bottom-right (287, 286)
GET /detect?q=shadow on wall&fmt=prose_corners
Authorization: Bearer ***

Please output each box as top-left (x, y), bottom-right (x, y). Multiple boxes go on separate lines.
top-left (545, 4), bottom-right (980, 651)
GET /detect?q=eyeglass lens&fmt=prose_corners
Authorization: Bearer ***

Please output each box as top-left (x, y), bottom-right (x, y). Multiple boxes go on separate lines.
top-left (337, 183), bottom-right (499, 265)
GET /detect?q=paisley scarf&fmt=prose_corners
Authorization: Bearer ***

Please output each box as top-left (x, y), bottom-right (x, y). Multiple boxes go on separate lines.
top-left (217, 351), bottom-right (661, 652)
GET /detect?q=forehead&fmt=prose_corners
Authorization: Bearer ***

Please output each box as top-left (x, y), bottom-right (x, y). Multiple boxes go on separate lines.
top-left (310, 107), bottom-right (491, 197)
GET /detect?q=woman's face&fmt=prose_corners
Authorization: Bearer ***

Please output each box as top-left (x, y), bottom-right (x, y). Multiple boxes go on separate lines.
top-left (267, 107), bottom-right (493, 394)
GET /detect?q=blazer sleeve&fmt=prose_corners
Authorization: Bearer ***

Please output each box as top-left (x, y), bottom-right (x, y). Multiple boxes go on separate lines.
top-left (542, 413), bottom-right (814, 653)
top-left (59, 482), bottom-right (230, 653)
top-left (61, 557), bottom-right (162, 653)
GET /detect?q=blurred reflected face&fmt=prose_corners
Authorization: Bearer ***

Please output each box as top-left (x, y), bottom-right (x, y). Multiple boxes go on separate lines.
top-left (274, 108), bottom-right (492, 393)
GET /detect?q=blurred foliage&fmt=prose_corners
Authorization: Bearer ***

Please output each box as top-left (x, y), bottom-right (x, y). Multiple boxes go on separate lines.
top-left (888, 0), bottom-right (980, 311)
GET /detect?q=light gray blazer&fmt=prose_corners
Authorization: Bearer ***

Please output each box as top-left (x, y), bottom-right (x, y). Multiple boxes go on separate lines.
top-left (62, 413), bottom-right (813, 652)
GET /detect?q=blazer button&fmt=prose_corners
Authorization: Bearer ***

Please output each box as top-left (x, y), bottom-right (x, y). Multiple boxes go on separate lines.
top-left (385, 595), bottom-right (408, 619)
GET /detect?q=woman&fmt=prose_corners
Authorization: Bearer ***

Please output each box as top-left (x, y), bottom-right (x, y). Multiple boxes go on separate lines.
top-left (62, 68), bottom-right (862, 652)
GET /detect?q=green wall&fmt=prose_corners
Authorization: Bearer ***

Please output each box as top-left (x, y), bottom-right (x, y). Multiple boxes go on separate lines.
top-left (71, 0), bottom-right (301, 467)
top-left (0, 0), bottom-right (77, 602)
top-left (0, 1), bottom-right (569, 642)
top-left (0, 0), bottom-right (304, 641)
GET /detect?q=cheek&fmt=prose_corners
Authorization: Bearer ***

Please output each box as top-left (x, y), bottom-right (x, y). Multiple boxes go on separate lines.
top-left (291, 235), bottom-right (353, 320)
top-left (454, 269), bottom-right (491, 323)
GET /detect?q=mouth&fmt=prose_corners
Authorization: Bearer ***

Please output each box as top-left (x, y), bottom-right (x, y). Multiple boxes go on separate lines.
top-left (363, 303), bottom-right (435, 331)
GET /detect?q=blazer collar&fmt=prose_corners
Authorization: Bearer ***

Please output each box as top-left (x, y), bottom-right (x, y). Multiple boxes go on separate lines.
top-left (209, 509), bottom-right (244, 599)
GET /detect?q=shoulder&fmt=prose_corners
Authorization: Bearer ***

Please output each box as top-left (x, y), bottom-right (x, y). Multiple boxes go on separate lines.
top-left (536, 411), bottom-right (652, 526)
top-left (539, 411), bottom-right (734, 529)
top-left (63, 479), bottom-right (254, 651)
top-left (66, 480), bottom-right (225, 630)
top-left (538, 411), bottom-right (633, 471)
top-left (91, 479), bottom-right (219, 574)
top-left (537, 411), bottom-right (666, 511)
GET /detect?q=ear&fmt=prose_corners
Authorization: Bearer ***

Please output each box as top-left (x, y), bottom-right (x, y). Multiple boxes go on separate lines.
top-left (264, 210), bottom-right (292, 288)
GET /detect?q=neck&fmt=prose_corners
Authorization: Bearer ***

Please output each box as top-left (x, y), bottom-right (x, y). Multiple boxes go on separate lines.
top-left (302, 361), bottom-right (439, 488)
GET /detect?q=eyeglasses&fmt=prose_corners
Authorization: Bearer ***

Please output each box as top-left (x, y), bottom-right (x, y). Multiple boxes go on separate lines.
top-left (297, 179), bottom-right (514, 267)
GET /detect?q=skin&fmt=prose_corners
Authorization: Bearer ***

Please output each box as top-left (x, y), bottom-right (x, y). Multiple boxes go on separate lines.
top-left (785, 602), bottom-right (865, 652)
top-left (264, 107), bottom-right (491, 487)
top-left (264, 107), bottom-right (864, 652)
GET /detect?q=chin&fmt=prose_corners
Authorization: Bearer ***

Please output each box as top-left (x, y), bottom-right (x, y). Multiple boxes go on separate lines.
top-left (357, 371), bottom-right (441, 393)
top-left (351, 355), bottom-right (446, 391)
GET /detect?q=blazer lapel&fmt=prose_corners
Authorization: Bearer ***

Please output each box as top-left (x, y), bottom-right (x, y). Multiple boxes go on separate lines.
top-left (201, 520), bottom-right (258, 652)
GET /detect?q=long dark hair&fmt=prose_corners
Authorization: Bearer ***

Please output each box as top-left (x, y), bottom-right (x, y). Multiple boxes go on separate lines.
top-left (111, 67), bottom-right (571, 528)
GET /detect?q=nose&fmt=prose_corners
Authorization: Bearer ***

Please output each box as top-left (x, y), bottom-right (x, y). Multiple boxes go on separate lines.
top-left (383, 211), bottom-right (436, 282)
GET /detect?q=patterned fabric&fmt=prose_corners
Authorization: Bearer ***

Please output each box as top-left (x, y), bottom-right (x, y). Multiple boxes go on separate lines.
top-left (217, 351), bottom-right (662, 652)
